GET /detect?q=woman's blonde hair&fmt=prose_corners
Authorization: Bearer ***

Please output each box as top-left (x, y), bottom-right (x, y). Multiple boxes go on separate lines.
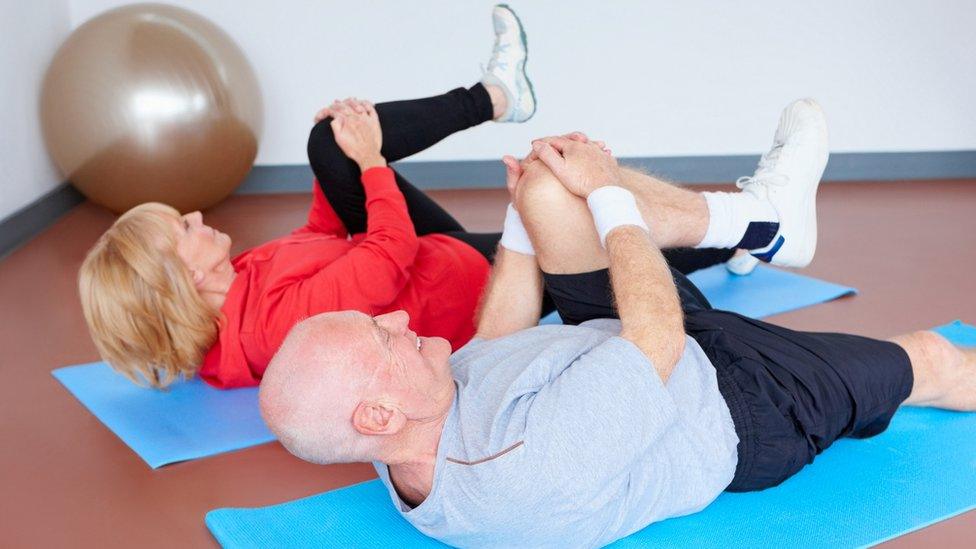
top-left (79, 203), bottom-right (219, 388)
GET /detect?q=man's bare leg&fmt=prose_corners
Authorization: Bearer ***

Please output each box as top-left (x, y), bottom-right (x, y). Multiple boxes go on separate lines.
top-left (618, 168), bottom-right (711, 249)
top-left (891, 331), bottom-right (976, 411)
top-left (518, 159), bottom-right (753, 274)
top-left (523, 98), bottom-right (829, 271)
top-left (619, 168), bottom-right (763, 274)
top-left (516, 161), bottom-right (709, 274)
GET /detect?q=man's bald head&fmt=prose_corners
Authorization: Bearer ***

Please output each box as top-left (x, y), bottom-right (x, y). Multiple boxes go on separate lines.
top-left (259, 309), bottom-right (456, 466)
top-left (259, 311), bottom-right (384, 464)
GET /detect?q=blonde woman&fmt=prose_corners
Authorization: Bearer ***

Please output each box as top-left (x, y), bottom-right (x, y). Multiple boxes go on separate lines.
top-left (79, 6), bottom-right (541, 388)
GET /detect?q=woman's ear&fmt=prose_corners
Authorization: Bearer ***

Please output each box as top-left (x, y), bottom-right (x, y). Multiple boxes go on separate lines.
top-left (352, 401), bottom-right (406, 436)
top-left (191, 268), bottom-right (205, 287)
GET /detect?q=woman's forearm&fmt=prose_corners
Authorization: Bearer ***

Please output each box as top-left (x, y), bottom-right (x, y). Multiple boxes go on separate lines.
top-left (358, 167), bottom-right (420, 268)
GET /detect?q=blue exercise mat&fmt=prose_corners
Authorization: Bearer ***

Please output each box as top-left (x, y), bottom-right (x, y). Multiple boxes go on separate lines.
top-left (206, 321), bottom-right (976, 548)
top-left (686, 264), bottom-right (856, 319)
top-left (52, 363), bottom-right (274, 468)
top-left (54, 265), bottom-right (852, 468)
top-left (540, 264), bottom-right (855, 325)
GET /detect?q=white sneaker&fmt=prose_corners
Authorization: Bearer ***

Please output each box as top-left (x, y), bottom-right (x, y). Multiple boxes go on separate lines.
top-left (739, 98), bottom-right (829, 268)
top-left (481, 4), bottom-right (536, 123)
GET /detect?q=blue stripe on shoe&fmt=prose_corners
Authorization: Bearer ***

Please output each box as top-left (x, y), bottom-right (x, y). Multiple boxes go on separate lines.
top-left (735, 221), bottom-right (780, 250)
top-left (751, 235), bottom-right (785, 263)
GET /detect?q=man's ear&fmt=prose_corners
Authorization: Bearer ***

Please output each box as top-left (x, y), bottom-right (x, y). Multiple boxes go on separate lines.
top-left (352, 401), bottom-right (406, 436)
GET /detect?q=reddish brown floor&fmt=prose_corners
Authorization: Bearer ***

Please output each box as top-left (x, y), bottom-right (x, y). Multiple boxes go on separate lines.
top-left (1, 180), bottom-right (974, 548)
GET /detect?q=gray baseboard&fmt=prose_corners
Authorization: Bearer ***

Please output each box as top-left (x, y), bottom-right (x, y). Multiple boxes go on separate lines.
top-left (0, 185), bottom-right (84, 259)
top-left (237, 150), bottom-right (976, 193)
top-left (2, 150), bottom-right (974, 259)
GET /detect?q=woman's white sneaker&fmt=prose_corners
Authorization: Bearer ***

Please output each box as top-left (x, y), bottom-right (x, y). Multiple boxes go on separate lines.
top-left (481, 4), bottom-right (536, 123)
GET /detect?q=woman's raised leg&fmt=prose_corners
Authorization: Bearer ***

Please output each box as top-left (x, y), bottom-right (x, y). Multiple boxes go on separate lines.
top-left (306, 5), bottom-right (536, 235)
top-left (307, 84), bottom-right (495, 235)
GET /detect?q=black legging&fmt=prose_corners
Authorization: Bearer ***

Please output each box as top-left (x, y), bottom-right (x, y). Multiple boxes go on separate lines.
top-left (306, 83), bottom-right (733, 274)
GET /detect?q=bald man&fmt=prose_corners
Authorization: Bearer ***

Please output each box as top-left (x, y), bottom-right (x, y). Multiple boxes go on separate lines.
top-left (260, 101), bottom-right (976, 548)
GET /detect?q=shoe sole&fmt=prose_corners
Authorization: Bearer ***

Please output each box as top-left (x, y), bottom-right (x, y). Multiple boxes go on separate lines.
top-left (496, 3), bottom-right (536, 121)
top-left (726, 253), bottom-right (760, 275)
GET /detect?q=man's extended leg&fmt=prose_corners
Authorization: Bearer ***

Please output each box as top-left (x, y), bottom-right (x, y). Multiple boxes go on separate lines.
top-left (676, 309), bottom-right (976, 492)
top-left (892, 330), bottom-right (976, 411)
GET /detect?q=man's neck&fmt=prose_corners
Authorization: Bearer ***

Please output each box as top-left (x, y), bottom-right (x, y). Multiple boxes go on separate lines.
top-left (386, 404), bottom-right (452, 508)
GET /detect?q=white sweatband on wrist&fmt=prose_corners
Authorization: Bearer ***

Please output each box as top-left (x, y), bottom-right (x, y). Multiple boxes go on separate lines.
top-left (586, 186), bottom-right (649, 247)
top-left (499, 204), bottom-right (535, 255)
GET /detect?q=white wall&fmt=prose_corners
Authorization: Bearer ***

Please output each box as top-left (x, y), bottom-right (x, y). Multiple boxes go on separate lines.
top-left (0, 0), bottom-right (72, 220)
top-left (57, 0), bottom-right (976, 168)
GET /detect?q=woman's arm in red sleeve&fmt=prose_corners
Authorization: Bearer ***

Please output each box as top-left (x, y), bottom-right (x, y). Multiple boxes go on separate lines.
top-left (281, 166), bottom-right (421, 315)
top-left (296, 179), bottom-right (348, 237)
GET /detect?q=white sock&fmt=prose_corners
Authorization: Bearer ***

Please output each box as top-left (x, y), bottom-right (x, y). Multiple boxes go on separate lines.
top-left (696, 191), bottom-right (779, 250)
top-left (499, 204), bottom-right (535, 255)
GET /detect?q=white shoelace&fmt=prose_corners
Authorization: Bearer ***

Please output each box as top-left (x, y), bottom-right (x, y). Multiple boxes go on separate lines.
top-left (736, 143), bottom-right (789, 192)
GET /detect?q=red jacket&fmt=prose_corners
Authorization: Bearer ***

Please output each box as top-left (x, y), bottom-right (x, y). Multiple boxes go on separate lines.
top-left (199, 167), bottom-right (490, 388)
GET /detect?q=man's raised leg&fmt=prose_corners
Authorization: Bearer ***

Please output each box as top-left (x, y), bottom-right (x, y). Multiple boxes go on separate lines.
top-left (617, 167), bottom-right (711, 249)
top-left (515, 160), bottom-right (715, 324)
top-left (516, 162), bottom-right (710, 274)
top-left (522, 98), bottom-right (829, 270)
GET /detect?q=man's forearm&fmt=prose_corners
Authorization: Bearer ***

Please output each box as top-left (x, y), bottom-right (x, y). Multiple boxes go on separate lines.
top-left (475, 247), bottom-right (544, 340)
top-left (605, 226), bottom-right (685, 382)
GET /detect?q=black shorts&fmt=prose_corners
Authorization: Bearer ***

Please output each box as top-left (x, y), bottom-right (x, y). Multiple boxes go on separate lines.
top-left (543, 267), bottom-right (914, 492)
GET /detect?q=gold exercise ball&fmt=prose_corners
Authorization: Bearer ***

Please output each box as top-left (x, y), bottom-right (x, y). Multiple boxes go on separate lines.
top-left (41, 3), bottom-right (263, 213)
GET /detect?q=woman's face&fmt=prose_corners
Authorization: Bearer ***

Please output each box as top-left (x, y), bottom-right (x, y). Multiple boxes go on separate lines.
top-left (173, 211), bottom-right (233, 282)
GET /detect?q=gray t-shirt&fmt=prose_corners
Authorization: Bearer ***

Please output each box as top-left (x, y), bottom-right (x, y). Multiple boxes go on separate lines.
top-left (375, 319), bottom-right (738, 548)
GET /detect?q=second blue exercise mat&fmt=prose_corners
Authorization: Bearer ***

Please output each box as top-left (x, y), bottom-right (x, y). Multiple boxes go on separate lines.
top-left (686, 264), bottom-right (856, 318)
top-left (52, 363), bottom-right (274, 468)
top-left (540, 264), bottom-right (856, 324)
top-left (54, 264), bottom-right (853, 468)
top-left (206, 321), bottom-right (976, 549)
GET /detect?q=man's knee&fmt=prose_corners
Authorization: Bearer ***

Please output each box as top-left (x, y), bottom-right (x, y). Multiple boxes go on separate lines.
top-left (514, 160), bottom-right (583, 222)
top-left (893, 329), bottom-right (959, 387)
top-left (895, 330), bottom-right (953, 360)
